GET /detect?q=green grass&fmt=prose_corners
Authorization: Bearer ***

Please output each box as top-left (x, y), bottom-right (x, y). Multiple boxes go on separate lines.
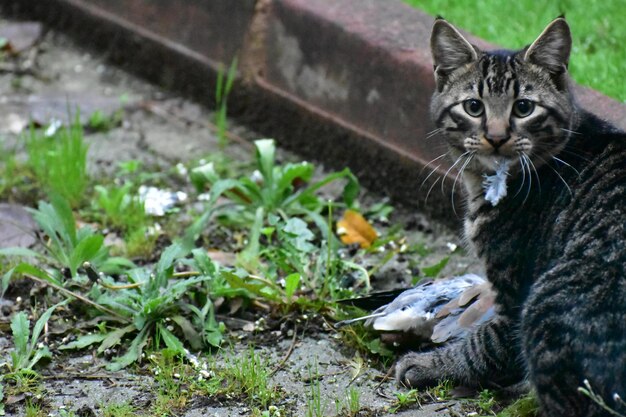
top-left (404, 0), bottom-right (626, 101)
top-left (25, 115), bottom-right (90, 208)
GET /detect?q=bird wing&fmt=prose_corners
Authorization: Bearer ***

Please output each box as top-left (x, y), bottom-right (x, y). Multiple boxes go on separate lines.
top-left (431, 282), bottom-right (496, 343)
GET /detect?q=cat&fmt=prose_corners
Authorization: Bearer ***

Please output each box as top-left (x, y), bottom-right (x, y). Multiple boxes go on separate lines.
top-left (395, 17), bottom-right (626, 417)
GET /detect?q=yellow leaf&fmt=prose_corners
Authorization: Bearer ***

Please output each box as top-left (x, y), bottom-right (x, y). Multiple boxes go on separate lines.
top-left (336, 210), bottom-right (378, 248)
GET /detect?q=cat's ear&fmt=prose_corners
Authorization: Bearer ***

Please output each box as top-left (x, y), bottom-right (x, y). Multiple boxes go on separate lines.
top-left (524, 17), bottom-right (571, 73)
top-left (430, 19), bottom-right (478, 90)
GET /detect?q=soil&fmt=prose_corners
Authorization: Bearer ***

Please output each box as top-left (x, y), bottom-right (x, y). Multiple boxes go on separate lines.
top-left (0, 19), bottom-right (486, 417)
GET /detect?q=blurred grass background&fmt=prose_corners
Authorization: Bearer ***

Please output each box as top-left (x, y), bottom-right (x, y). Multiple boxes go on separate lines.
top-left (404, 0), bottom-right (626, 102)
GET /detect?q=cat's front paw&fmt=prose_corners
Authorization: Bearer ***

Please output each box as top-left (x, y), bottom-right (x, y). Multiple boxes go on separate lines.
top-left (395, 352), bottom-right (442, 388)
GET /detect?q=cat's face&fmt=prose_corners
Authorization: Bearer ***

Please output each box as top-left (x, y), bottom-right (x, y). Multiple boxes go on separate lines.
top-left (430, 18), bottom-right (576, 174)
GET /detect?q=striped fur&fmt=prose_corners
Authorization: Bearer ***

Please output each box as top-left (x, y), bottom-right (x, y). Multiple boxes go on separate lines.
top-left (397, 18), bottom-right (626, 417)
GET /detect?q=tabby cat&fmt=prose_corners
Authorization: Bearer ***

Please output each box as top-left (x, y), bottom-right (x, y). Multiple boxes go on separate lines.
top-left (395, 18), bottom-right (626, 417)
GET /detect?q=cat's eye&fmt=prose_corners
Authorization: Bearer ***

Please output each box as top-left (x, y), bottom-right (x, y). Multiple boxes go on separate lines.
top-left (463, 99), bottom-right (484, 117)
top-left (513, 99), bottom-right (535, 118)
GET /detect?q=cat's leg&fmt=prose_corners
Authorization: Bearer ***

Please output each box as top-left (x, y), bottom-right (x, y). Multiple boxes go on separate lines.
top-left (396, 314), bottom-right (522, 388)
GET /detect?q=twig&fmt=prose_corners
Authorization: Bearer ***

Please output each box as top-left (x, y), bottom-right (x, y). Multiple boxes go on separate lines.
top-left (375, 365), bottom-right (395, 391)
top-left (248, 274), bottom-right (281, 289)
top-left (172, 271), bottom-right (201, 278)
top-left (98, 280), bottom-right (142, 290)
top-left (269, 324), bottom-right (298, 376)
top-left (42, 373), bottom-right (125, 380)
top-left (24, 273), bottom-right (130, 323)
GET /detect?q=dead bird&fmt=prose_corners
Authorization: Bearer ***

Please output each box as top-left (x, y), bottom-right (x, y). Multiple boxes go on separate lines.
top-left (336, 274), bottom-right (495, 347)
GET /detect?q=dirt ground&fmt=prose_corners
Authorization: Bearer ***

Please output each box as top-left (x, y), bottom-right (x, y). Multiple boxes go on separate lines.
top-left (0, 20), bottom-right (486, 417)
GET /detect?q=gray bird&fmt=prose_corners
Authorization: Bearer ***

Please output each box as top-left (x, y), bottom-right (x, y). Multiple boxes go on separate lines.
top-left (336, 274), bottom-right (496, 347)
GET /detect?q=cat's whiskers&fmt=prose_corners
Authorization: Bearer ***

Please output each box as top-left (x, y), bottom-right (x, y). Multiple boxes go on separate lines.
top-left (425, 128), bottom-right (444, 140)
top-left (421, 164), bottom-right (442, 192)
top-left (538, 136), bottom-right (591, 163)
top-left (525, 155), bottom-right (542, 193)
top-left (424, 176), bottom-right (441, 205)
top-left (451, 152), bottom-right (475, 216)
top-left (560, 127), bottom-right (582, 135)
top-left (520, 154), bottom-right (534, 205)
top-left (513, 153), bottom-right (528, 199)
top-left (419, 152), bottom-right (449, 187)
top-left (534, 154), bottom-right (574, 198)
top-left (441, 151), bottom-right (471, 196)
top-left (552, 156), bottom-right (582, 177)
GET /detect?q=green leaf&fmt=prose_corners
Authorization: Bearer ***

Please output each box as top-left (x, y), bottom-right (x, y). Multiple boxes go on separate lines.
top-left (99, 256), bottom-right (136, 274)
top-left (156, 241), bottom-right (190, 280)
top-left (107, 326), bottom-right (150, 371)
top-left (283, 168), bottom-right (359, 209)
top-left (183, 178), bottom-right (246, 242)
top-left (276, 162), bottom-right (314, 196)
top-left (191, 249), bottom-right (217, 276)
top-left (205, 326), bottom-right (223, 348)
top-left (284, 273), bottom-right (301, 299)
top-left (255, 139), bottom-right (276, 183)
top-left (97, 324), bottom-right (136, 353)
top-left (1, 267), bottom-right (14, 298)
top-left (12, 263), bottom-right (62, 286)
top-left (69, 234), bottom-right (104, 274)
top-left (59, 333), bottom-right (108, 350)
top-left (190, 162), bottom-right (220, 192)
top-left (27, 346), bottom-right (51, 370)
top-left (341, 170), bottom-right (360, 207)
top-left (171, 315), bottom-right (203, 351)
top-left (157, 323), bottom-right (185, 354)
top-left (0, 247), bottom-right (45, 259)
top-left (422, 257), bottom-right (450, 278)
top-left (237, 207), bottom-right (264, 271)
top-left (222, 271), bottom-right (263, 299)
top-left (30, 300), bottom-right (69, 358)
top-left (0, 379), bottom-right (5, 416)
top-left (49, 194), bottom-right (77, 245)
top-left (366, 338), bottom-right (393, 357)
top-left (224, 56), bottom-right (238, 97)
top-left (203, 300), bottom-right (223, 348)
top-left (236, 177), bottom-right (263, 203)
top-left (282, 218), bottom-right (315, 253)
top-left (10, 312), bottom-right (29, 367)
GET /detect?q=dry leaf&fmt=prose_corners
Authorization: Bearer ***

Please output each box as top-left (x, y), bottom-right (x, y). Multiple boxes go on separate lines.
top-left (336, 209), bottom-right (378, 248)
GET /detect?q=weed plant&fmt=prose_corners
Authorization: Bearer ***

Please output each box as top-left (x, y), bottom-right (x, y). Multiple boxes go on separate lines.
top-left (25, 116), bottom-right (89, 208)
top-left (190, 138), bottom-right (359, 236)
top-left (61, 243), bottom-right (223, 370)
top-left (0, 195), bottom-right (133, 290)
top-left (92, 183), bottom-right (156, 258)
top-left (87, 109), bottom-right (122, 132)
top-left (0, 149), bottom-right (34, 202)
top-left (1, 300), bottom-right (67, 413)
top-left (305, 362), bottom-right (326, 417)
top-left (101, 402), bottom-right (137, 417)
top-left (5, 301), bottom-right (67, 375)
top-left (215, 58), bottom-right (238, 148)
top-left (335, 387), bottom-right (361, 416)
top-left (223, 346), bottom-right (279, 409)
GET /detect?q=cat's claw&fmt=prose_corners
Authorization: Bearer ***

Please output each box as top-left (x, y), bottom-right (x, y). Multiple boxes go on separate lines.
top-left (394, 352), bottom-right (441, 388)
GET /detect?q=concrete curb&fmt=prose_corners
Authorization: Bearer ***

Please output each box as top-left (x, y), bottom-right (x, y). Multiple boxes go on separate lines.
top-left (4, 0), bottom-right (626, 225)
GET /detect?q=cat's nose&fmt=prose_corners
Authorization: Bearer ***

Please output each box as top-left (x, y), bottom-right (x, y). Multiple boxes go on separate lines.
top-left (485, 134), bottom-right (511, 149)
